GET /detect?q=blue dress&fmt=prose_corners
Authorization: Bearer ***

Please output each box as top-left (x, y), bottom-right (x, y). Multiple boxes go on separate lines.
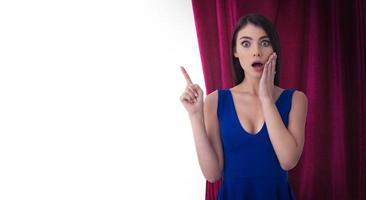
top-left (216, 89), bottom-right (296, 200)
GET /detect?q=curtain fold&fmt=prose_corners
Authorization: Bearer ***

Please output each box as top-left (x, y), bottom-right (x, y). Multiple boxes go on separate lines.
top-left (191, 0), bottom-right (366, 199)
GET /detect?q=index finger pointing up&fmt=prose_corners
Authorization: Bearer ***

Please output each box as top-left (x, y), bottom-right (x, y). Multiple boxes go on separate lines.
top-left (180, 66), bottom-right (193, 84)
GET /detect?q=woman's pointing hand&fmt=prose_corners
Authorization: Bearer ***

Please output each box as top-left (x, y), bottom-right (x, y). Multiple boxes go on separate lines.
top-left (179, 66), bottom-right (204, 115)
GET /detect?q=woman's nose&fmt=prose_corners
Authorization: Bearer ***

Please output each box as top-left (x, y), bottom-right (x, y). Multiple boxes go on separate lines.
top-left (253, 52), bottom-right (261, 57)
top-left (252, 45), bottom-right (261, 57)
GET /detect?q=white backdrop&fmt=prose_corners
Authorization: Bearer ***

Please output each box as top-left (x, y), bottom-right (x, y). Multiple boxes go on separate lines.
top-left (0, 0), bottom-right (207, 199)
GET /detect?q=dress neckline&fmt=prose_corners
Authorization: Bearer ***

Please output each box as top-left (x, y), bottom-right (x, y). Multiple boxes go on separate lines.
top-left (228, 89), bottom-right (287, 136)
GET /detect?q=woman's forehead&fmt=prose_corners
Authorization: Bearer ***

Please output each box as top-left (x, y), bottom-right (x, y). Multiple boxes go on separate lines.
top-left (237, 24), bottom-right (267, 39)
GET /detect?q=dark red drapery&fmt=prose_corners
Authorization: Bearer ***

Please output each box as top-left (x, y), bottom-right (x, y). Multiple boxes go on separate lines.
top-left (191, 0), bottom-right (366, 199)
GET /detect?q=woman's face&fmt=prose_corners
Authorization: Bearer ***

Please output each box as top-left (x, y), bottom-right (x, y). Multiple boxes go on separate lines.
top-left (234, 23), bottom-right (274, 78)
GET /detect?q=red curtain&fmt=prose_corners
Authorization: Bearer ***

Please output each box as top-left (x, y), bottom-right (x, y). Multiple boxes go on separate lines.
top-left (191, 0), bottom-right (366, 199)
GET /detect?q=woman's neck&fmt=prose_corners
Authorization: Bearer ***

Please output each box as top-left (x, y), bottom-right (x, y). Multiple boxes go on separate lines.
top-left (235, 78), bottom-right (261, 95)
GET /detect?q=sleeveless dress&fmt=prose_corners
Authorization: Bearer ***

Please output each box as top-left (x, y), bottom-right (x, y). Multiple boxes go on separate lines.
top-left (216, 89), bottom-right (297, 200)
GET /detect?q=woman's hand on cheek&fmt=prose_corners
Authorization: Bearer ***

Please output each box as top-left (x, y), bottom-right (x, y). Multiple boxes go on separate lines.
top-left (259, 52), bottom-right (277, 103)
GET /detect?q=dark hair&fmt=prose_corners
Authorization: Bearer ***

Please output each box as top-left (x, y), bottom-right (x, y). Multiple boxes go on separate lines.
top-left (231, 13), bottom-right (281, 86)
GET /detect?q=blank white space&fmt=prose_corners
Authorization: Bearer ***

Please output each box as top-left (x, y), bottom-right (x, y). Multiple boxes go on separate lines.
top-left (0, 1), bottom-right (207, 199)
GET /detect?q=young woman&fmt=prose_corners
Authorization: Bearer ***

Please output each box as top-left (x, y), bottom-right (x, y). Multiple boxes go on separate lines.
top-left (180, 14), bottom-right (308, 199)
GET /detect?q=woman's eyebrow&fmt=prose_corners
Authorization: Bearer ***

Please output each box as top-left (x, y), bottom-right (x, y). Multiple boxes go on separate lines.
top-left (239, 35), bottom-right (269, 40)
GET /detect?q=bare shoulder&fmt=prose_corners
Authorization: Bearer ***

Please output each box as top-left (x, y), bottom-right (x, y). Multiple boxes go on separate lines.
top-left (292, 90), bottom-right (308, 106)
top-left (204, 90), bottom-right (219, 112)
top-left (206, 89), bottom-right (219, 100)
top-left (289, 89), bottom-right (308, 123)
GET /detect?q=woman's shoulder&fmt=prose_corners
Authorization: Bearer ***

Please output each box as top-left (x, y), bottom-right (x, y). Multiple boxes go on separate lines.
top-left (278, 87), bottom-right (307, 104)
top-left (204, 90), bottom-right (220, 116)
top-left (291, 89), bottom-right (308, 106)
top-left (205, 89), bottom-right (219, 103)
top-left (282, 88), bottom-right (308, 111)
top-left (277, 87), bottom-right (307, 97)
top-left (284, 87), bottom-right (307, 99)
top-left (204, 88), bottom-right (229, 109)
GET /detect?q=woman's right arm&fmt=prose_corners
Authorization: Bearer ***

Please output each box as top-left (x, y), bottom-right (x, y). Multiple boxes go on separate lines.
top-left (189, 90), bottom-right (223, 183)
top-left (180, 67), bottom-right (223, 183)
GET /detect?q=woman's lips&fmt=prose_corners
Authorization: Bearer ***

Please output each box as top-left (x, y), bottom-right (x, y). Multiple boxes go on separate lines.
top-left (251, 62), bottom-right (263, 67)
top-left (251, 62), bottom-right (264, 72)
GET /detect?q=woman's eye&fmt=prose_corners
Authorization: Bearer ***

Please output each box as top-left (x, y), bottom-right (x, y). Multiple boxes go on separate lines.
top-left (241, 41), bottom-right (250, 47)
top-left (261, 40), bottom-right (271, 47)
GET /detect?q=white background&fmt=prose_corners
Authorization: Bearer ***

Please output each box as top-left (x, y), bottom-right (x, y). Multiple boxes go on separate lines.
top-left (0, 0), bottom-right (207, 199)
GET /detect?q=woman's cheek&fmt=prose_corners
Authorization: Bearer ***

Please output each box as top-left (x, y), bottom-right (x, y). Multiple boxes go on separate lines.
top-left (239, 58), bottom-right (249, 70)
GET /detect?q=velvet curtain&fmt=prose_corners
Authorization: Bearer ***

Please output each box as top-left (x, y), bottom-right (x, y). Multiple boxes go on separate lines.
top-left (191, 0), bottom-right (366, 199)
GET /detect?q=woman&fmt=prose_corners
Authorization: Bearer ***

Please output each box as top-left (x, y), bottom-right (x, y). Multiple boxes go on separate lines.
top-left (180, 14), bottom-right (308, 199)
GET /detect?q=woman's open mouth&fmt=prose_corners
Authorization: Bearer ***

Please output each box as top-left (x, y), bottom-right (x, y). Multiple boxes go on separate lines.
top-left (251, 62), bottom-right (264, 71)
top-left (252, 62), bottom-right (263, 67)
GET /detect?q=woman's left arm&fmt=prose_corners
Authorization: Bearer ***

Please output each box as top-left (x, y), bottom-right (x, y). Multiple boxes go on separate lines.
top-left (261, 91), bottom-right (308, 170)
